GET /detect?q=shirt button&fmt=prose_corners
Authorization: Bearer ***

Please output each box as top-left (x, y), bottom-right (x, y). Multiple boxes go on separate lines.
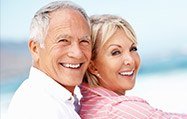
top-left (68, 97), bottom-right (72, 100)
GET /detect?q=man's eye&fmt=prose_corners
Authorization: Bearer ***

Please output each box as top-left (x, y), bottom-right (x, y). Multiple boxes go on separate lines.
top-left (80, 40), bottom-right (90, 45)
top-left (57, 39), bottom-right (70, 46)
top-left (111, 50), bottom-right (121, 56)
top-left (130, 46), bottom-right (137, 51)
top-left (58, 39), bottom-right (68, 42)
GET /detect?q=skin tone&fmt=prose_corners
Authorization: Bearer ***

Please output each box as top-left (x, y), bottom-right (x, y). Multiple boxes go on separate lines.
top-left (29, 8), bottom-right (91, 94)
top-left (90, 28), bottom-right (140, 95)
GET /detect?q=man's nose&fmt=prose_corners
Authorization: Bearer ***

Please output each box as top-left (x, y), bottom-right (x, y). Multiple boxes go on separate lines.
top-left (67, 43), bottom-right (84, 59)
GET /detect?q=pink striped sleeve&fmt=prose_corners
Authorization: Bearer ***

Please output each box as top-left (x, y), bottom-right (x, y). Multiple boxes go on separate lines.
top-left (79, 84), bottom-right (187, 119)
top-left (108, 100), bottom-right (187, 119)
top-left (80, 98), bottom-right (110, 119)
top-left (107, 99), bottom-right (152, 118)
top-left (81, 99), bottom-right (187, 119)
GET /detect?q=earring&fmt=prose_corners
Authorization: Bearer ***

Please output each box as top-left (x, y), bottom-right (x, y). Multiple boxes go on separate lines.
top-left (97, 73), bottom-right (101, 78)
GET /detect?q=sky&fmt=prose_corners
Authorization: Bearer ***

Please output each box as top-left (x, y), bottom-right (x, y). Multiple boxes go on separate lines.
top-left (1, 0), bottom-right (187, 57)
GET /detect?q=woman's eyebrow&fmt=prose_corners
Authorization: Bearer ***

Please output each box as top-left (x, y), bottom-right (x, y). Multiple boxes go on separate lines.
top-left (108, 42), bottom-right (136, 49)
top-left (131, 43), bottom-right (135, 46)
top-left (108, 44), bottom-right (122, 49)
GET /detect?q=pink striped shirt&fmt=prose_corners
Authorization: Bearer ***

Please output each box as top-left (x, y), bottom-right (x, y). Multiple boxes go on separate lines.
top-left (79, 83), bottom-right (187, 119)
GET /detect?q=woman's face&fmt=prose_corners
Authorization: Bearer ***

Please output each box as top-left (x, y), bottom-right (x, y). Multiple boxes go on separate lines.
top-left (93, 28), bottom-right (140, 95)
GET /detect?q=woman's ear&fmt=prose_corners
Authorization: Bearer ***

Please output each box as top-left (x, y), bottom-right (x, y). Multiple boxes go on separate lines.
top-left (28, 39), bottom-right (40, 63)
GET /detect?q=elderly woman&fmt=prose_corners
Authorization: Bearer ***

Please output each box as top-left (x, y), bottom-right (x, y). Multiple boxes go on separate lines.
top-left (79, 14), bottom-right (187, 119)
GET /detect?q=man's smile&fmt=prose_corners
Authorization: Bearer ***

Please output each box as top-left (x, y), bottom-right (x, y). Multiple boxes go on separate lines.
top-left (60, 63), bottom-right (83, 69)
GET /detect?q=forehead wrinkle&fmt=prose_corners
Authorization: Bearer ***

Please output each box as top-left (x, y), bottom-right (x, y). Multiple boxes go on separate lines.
top-left (48, 9), bottom-right (90, 42)
top-left (47, 22), bottom-right (73, 41)
top-left (56, 34), bottom-right (72, 40)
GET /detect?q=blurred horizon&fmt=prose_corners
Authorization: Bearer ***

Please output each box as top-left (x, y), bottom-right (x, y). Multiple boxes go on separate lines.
top-left (1, 40), bottom-right (187, 81)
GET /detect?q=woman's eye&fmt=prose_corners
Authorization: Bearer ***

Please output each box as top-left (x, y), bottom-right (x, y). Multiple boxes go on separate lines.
top-left (111, 50), bottom-right (121, 56)
top-left (130, 46), bottom-right (137, 51)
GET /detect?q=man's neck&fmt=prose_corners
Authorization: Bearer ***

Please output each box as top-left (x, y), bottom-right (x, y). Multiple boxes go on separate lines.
top-left (63, 85), bottom-right (75, 95)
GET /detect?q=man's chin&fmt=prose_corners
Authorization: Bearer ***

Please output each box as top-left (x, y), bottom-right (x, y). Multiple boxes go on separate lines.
top-left (64, 78), bottom-right (83, 86)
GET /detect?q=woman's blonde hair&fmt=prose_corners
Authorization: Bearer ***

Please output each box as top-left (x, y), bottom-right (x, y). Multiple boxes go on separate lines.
top-left (84, 14), bottom-right (137, 87)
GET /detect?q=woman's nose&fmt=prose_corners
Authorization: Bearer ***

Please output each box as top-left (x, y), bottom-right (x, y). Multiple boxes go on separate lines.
top-left (123, 53), bottom-right (134, 66)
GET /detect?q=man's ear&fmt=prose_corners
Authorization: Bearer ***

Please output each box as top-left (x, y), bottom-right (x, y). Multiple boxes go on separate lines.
top-left (28, 39), bottom-right (40, 62)
top-left (88, 61), bottom-right (98, 76)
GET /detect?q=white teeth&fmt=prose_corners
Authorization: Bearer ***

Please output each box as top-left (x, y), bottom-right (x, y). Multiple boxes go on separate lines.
top-left (62, 63), bottom-right (80, 69)
top-left (120, 71), bottom-right (133, 76)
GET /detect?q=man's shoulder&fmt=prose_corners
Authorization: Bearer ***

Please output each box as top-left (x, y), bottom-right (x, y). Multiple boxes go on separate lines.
top-left (7, 84), bottom-right (75, 119)
top-left (8, 78), bottom-right (50, 109)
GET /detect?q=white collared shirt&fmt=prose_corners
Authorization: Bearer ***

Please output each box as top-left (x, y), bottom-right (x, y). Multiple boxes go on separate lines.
top-left (7, 67), bottom-right (81, 119)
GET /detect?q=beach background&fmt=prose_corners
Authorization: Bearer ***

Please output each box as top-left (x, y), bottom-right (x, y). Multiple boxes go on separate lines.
top-left (1, 0), bottom-right (187, 119)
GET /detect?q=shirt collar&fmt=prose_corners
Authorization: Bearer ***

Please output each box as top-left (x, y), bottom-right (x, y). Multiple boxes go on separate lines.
top-left (80, 83), bottom-right (119, 97)
top-left (29, 66), bottom-right (74, 102)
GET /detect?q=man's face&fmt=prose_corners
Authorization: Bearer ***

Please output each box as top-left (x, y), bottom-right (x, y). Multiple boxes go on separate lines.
top-left (35, 9), bottom-right (91, 88)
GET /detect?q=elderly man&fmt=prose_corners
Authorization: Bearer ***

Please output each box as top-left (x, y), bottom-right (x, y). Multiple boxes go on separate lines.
top-left (7, 1), bottom-right (91, 119)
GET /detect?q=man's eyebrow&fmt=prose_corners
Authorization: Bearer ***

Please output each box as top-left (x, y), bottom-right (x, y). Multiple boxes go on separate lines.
top-left (56, 34), bottom-right (91, 41)
top-left (57, 34), bottom-right (72, 39)
top-left (80, 35), bottom-right (91, 41)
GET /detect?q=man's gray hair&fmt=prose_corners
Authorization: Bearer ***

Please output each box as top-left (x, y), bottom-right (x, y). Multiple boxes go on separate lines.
top-left (29, 1), bottom-right (90, 46)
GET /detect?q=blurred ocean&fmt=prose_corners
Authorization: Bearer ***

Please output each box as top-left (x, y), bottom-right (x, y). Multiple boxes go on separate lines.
top-left (1, 41), bottom-right (187, 119)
